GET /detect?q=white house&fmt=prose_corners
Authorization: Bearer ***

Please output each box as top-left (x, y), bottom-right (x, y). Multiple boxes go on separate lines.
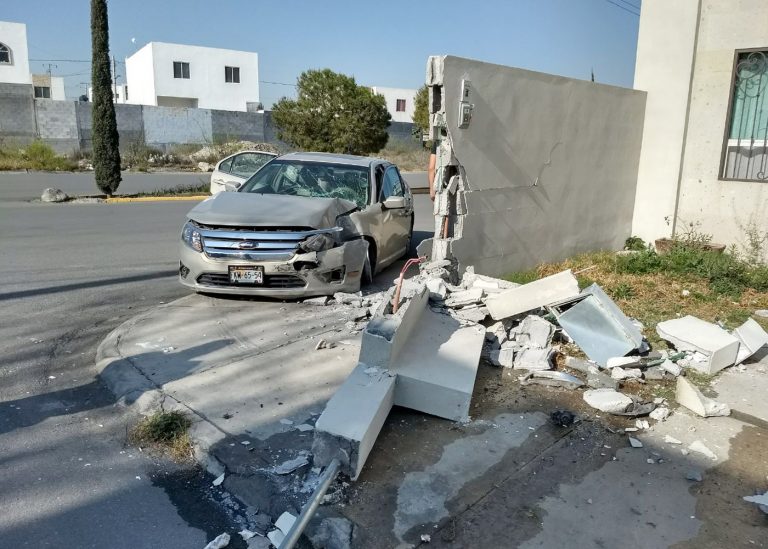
top-left (125, 42), bottom-right (260, 112)
top-left (31, 74), bottom-right (65, 100)
top-left (0, 20), bottom-right (31, 85)
top-left (86, 83), bottom-right (128, 104)
top-left (632, 0), bottom-right (768, 253)
top-left (370, 86), bottom-right (417, 124)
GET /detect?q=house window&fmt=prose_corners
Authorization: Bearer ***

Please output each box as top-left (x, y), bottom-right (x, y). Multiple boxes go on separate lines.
top-left (721, 49), bottom-right (768, 181)
top-left (225, 66), bottom-right (240, 83)
top-left (173, 61), bottom-right (190, 79)
top-left (34, 86), bottom-right (51, 99)
top-left (0, 43), bottom-right (11, 64)
top-left (396, 99), bottom-right (406, 112)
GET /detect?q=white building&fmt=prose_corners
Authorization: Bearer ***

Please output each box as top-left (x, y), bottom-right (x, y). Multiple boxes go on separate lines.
top-left (632, 0), bottom-right (768, 253)
top-left (32, 74), bottom-right (65, 100)
top-left (0, 20), bottom-right (31, 85)
top-left (86, 83), bottom-right (128, 104)
top-left (125, 42), bottom-right (260, 112)
top-left (371, 86), bottom-right (417, 123)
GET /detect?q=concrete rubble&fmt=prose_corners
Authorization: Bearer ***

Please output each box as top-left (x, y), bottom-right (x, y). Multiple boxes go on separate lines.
top-left (656, 315), bottom-right (741, 374)
top-left (743, 492), bottom-right (768, 514)
top-left (267, 511), bottom-right (297, 547)
top-left (675, 376), bottom-right (731, 417)
top-left (732, 318), bottom-right (768, 364)
top-left (582, 389), bottom-right (634, 414)
top-left (485, 270), bottom-right (580, 320)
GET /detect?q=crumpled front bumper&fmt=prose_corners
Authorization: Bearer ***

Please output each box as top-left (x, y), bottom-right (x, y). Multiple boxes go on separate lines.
top-left (178, 238), bottom-right (368, 298)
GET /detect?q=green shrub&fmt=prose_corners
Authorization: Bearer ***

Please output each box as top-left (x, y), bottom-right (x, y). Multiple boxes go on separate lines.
top-left (0, 140), bottom-right (76, 171)
top-left (624, 236), bottom-right (647, 251)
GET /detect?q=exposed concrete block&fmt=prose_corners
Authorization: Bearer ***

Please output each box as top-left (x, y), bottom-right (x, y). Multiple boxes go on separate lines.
top-left (513, 348), bottom-right (553, 371)
top-left (485, 270), bottom-right (580, 320)
top-left (611, 367), bottom-right (642, 380)
top-left (582, 389), bottom-right (633, 413)
top-left (732, 318), bottom-right (768, 364)
top-left (445, 287), bottom-right (483, 307)
top-left (675, 376), bottom-right (730, 417)
top-left (312, 364), bottom-right (397, 479)
top-left (511, 315), bottom-right (555, 349)
top-left (656, 316), bottom-right (740, 374)
top-left (392, 308), bottom-right (484, 421)
top-left (426, 277), bottom-right (447, 300)
top-left (488, 347), bottom-right (515, 368)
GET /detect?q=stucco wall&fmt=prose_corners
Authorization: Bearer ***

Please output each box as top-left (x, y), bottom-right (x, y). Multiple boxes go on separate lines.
top-left (430, 56), bottom-right (646, 276)
top-left (211, 110), bottom-right (265, 143)
top-left (371, 86), bottom-right (417, 124)
top-left (34, 99), bottom-right (78, 153)
top-left (0, 83), bottom-right (35, 141)
top-left (0, 21), bottom-right (31, 85)
top-left (142, 105), bottom-right (212, 146)
top-left (675, 0), bottom-right (768, 251)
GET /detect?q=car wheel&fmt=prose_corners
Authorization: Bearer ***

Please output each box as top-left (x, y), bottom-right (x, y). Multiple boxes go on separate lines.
top-left (362, 245), bottom-right (375, 286)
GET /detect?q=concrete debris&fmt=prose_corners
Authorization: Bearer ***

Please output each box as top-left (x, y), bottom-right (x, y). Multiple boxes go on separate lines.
top-left (675, 376), bottom-right (731, 417)
top-left (273, 454), bottom-right (310, 475)
top-left (511, 315), bottom-right (555, 349)
top-left (628, 436), bottom-right (643, 448)
top-left (688, 440), bottom-right (718, 460)
top-left (445, 287), bottom-right (484, 308)
top-left (485, 270), bottom-right (580, 320)
top-left (488, 348), bottom-right (515, 368)
top-left (643, 366), bottom-right (665, 380)
top-left (583, 389), bottom-right (634, 413)
top-left (41, 188), bottom-right (69, 203)
top-left (452, 305), bottom-right (488, 323)
top-left (635, 419), bottom-right (650, 430)
top-left (279, 418), bottom-right (294, 425)
top-left (306, 517), bottom-right (354, 549)
top-left (347, 308), bottom-right (370, 322)
top-left (212, 473), bottom-right (225, 486)
top-left (513, 347), bottom-right (554, 371)
top-left (334, 292), bottom-right (364, 307)
top-left (238, 529), bottom-right (256, 541)
top-left (520, 370), bottom-right (584, 389)
top-left (610, 367), bottom-right (643, 380)
top-left (743, 492), bottom-right (768, 514)
top-left (660, 359), bottom-right (682, 377)
top-left (426, 277), bottom-right (448, 300)
top-left (755, 309), bottom-right (768, 318)
top-left (485, 321), bottom-right (509, 348)
top-left (550, 410), bottom-right (576, 427)
top-left (203, 533), bottom-right (230, 549)
top-left (295, 423), bottom-right (315, 432)
top-left (656, 315), bottom-right (740, 374)
top-left (650, 407), bottom-right (670, 422)
top-left (564, 356), bottom-right (618, 390)
top-left (732, 318), bottom-right (768, 364)
top-left (461, 266), bottom-right (520, 292)
top-left (606, 357), bottom-right (641, 369)
top-left (664, 435), bottom-right (682, 445)
top-left (686, 470), bottom-right (703, 482)
top-left (315, 339), bottom-right (328, 350)
top-left (421, 534), bottom-right (432, 543)
top-left (246, 538), bottom-right (271, 549)
top-left (563, 356), bottom-right (598, 374)
top-left (267, 512), bottom-right (298, 547)
top-left (303, 296), bottom-right (330, 306)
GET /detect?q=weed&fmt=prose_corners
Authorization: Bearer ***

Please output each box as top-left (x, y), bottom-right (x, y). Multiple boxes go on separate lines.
top-left (624, 236), bottom-right (647, 251)
top-left (611, 282), bottom-right (635, 300)
top-left (129, 410), bottom-right (193, 462)
top-left (0, 140), bottom-right (76, 171)
top-left (136, 182), bottom-right (210, 197)
top-left (372, 140), bottom-right (429, 172)
top-left (504, 269), bottom-right (540, 285)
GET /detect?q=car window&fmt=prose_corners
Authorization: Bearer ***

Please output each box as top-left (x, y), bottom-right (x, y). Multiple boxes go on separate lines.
top-left (218, 157), bottom-right (234, 173)
top-left (380, 166), bottom-right (404, 201)
top-left (230, 153), bottom-right (273, 179)
top-left (239, 160), bottom-right (370, 208)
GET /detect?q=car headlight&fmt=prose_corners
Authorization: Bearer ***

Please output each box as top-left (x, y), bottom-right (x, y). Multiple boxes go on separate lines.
top-left (181, 221), bottom-right (203, 252)
top-left (299, 233), bottom-right (336, 253)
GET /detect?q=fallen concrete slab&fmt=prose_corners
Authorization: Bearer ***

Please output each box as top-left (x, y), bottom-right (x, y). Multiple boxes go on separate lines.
top-left (675, 376), bottom-right (730, 417)
top-left (582, 389), bottom-right (633, 413)
top-left (732, 318), bottom-right (768, 364)
top-left (485, 270), bottom-right (579, 320)
top-left (656, 315), bottom-right (740, 374)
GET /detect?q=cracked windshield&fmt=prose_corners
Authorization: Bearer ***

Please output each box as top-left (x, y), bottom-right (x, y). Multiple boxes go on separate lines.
top-left (239, 160), bottom-right (370, 208)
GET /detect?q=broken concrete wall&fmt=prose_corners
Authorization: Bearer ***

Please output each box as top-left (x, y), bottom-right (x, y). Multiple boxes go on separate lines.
top-left (427, 55), bottom-right (647, 277)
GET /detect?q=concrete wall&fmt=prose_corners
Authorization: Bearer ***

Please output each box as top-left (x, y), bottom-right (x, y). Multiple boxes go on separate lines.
top-left (0, 83), bottom-right (35, 141)
top-left (211, 109), bottom-right (265, 143)
top-left (143, 105), bottom-right (212, 145)
top-left (429, 55), bottom-right (646, 276)
top-left (34, 99), bottom-right (78, 153)
top-left (0, 21), bottom-right (31, 85)
top-left (371, 86), bottom-right (417, 124)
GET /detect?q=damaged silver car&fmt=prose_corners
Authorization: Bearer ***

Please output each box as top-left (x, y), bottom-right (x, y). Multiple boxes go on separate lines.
top-left (179, 152), bottom-right (414, 297)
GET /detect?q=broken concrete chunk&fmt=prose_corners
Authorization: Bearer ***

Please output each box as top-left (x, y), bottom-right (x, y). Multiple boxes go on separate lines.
top-left (650, 407), bottom-right (670, 422)
top-left (582, 389), bottom-right (633, 413)
top-left (303, 296), bottom-right (330, 306)
top-left (732, 318), bottom-right (768, 364)
top-left (656, 316), bottom-right (740, 374)
top-left (606, 357), bottom-right (641, 369)
top-left (520, 370), bottom-right (584, 389)
top-left (452, 305), bottom-right (488, 323)
top-left (611, 367), bottom-right (643, 380)
top-left (685, 470), bottom-right (703, 482)
top-left (628, 436), bottom-right (643, 448)
top-left (485, 270), bottom-right (580, 320)
top-left (664, 435), bottom-right (682, 445)
top-left (511, 315), bottom-right (555, 349)
top-left (306, 517), bottom-right (354, 549)
top-left (485, 321), bottom-right (509, 348)
top-left (643, 366), bottom-right (665, 380)
top-left (488, 348), bottom-right (515, 368)
top-left (743, 492), bottom-right (768, 514)
top-left (675, 377), bottom-right (731, 417)
top-left (273, 455), bottom-right (310, 475)
top-left (238, 529), bottom-right (256, 541)
top-left (212, 473), bottom-right (225, 486)
top-left (334, 292), bottom-right (363, 306)
top-left (426, 277), bottom-right (448, 300)
top-left (660, 359), bottom-right (682, 377)
top-left (275, 512), bottom-right (297, 535)
top-left (203, 533), bottom-right (230, 549)
top-left (445, 287), bottom-right (484, 308)
top-left (513, 347), bottom-right (554, 371)
top-left (564, 356), bottom-right (599, 374)
top-left (246, 537), bottom-right (271, 549)
top-left (688, 440), bottom-right (718, 460)
top-left (755, 309), bottom-right (768, 318)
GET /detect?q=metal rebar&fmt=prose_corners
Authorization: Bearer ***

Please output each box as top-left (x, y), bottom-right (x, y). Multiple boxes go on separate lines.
top-left (278, 458), bottom-right (341, 549)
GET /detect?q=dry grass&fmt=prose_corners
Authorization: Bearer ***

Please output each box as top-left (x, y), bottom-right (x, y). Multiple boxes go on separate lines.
top-left (128, 410), bottom-right (194, 462)
top-left (374, 143), bottom-right (429, 172)
top-left (508, 250), bottom-right (768, 349)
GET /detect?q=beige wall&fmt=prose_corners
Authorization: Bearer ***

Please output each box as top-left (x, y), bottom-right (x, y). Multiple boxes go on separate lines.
top-left (633, 0), bottom-right (768, 255)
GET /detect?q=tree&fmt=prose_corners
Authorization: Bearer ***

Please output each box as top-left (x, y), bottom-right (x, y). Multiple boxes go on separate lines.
top-left (272, 69), bottom-right (391, 155)
top-left (90, 0), bottom-right (121, 196)
top-left (412, 85), bottom-right (429, 138)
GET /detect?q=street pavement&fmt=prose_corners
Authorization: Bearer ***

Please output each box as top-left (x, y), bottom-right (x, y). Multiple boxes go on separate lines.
top-left (0, 170), bottom-right (434, 548)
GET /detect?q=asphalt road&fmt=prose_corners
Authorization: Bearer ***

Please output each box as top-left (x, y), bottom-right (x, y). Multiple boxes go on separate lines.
top-left (0, 172), bottom-right (434, 547)
top-left (0, 170), bottom-right (428, 202)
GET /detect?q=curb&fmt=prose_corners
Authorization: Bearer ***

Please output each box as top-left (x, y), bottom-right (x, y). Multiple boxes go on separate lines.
top-left (104, 195), bottom-right (210, 204)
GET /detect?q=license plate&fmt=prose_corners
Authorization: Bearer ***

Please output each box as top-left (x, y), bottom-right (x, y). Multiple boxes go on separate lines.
top-left (229, 265), bottom-right (264, 284)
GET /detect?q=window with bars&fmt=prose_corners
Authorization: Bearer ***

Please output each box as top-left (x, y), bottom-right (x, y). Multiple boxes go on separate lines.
top-left (173, 61), bottom-right (190, 79)
top-left (396, 98), bottom-right (406, 112)
top-left (225, 66), bottom-right (240, 83)
top-left (0, 43), bottom-right (11, 64)
top-left (721, 49), bottom-right (768, 181)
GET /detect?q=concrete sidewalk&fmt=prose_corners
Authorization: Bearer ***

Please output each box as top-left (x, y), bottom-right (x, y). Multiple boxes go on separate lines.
top-left (97, 293), bottom-right (768, 548)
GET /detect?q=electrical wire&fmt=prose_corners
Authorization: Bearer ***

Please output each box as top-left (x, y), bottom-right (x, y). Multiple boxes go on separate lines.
top-left (602, 0), bottom-right (640, 16)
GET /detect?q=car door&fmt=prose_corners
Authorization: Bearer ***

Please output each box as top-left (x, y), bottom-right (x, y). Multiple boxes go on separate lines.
top-left (376, 165), bottom-right (412, 267)
top-left (210, 152), bottom-right (275, 193)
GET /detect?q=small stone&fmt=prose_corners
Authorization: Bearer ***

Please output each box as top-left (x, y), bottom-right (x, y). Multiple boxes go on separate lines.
top-left (421, 534), bottom-right (432, 543)
top-left (583, 389), bottom-right (633, 413)
top-left (315, 339), bottom-right (327, 350)
top-left (681, 289), bottom-right (691, 297)
top-left (686, 470), bottom-right (703, 482)
top-left (212, 473), bottom-right (225, 486)
top-left (755, 309), bottom-right (768, 318)
top-left (647, 458), bottom-right (655, 464)
top-left (689, 440), bottom-right (717, 460)
top-left (660, 359), bottom-right (682, 377)
top-left (628, 436), bottom-right (643, 448)
top-left (649, 407), bottom-right (670, 421)
top-left (664, 435), bottom-right (682, 445)
top-left (279, 418), bottom-right (294, 425)
top-left (635, 419), bottom-right (650, 430)
top-left (41, 188), bottom-right (69, 203)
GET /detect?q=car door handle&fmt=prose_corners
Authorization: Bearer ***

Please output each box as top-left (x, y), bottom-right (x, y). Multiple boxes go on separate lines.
top-left (212, 178), bottom-right (224, 183)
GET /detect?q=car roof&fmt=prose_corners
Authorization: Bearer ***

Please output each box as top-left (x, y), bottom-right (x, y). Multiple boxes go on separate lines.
top-left (277, 151), bottom-right (387, 168)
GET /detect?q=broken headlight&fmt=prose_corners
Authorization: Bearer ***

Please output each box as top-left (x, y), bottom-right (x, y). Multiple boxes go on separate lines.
top-left (181, 221), bottom-right (203, 252)
top-left (299, 233), bottom-right (336, 253)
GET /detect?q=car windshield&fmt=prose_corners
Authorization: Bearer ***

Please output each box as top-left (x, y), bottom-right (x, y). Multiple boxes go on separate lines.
top-left (238, 160), bottom-right (370, 208)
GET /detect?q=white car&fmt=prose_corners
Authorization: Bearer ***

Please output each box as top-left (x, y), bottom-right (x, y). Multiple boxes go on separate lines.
top-left (209, 150), bottom-right (277, 194)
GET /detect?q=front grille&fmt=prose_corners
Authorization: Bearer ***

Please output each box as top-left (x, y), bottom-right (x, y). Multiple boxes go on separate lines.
top-left (198, 225), bottom-right (341, 262)
top-left (197, 273), bottom-right (306, 289)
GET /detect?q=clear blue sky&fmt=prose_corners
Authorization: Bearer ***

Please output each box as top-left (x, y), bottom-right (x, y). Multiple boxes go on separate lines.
top-left (4, 0), bottom-right (641, 107)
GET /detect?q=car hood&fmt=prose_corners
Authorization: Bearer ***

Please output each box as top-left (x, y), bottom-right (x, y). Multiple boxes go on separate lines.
top-left (187, 192), bottom-right (358, 229)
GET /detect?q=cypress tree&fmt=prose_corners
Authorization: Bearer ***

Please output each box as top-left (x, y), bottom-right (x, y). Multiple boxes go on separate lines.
top-left (90, 0), bottom-right (121, 196)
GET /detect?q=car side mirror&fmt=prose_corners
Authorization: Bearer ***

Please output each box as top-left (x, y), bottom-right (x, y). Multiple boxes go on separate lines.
top-left (223, 182), bottom-right (241, 192)
top-left (382, 196), bottom-right (406, 209)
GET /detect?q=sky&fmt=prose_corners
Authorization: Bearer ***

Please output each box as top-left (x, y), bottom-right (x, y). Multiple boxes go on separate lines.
top-left (4, 0), bottom-right (642, 107)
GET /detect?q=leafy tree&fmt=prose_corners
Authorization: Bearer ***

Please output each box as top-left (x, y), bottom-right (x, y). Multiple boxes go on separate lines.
top-left (90, 0), bottom-right (121, 196)
top-left (412, 85), bottom-right (429, 137)
top-left (272, 69), bottom-right (390, 155)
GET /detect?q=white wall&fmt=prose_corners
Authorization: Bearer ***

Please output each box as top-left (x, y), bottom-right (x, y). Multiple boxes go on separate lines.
top-left (126, 42), bottom-right (259, 112)
top-left (0, 20), bottom-right (31, 85)
top-left (50, 76), bottom-right (65, 100)
top-left (371, 86), bottom-right (417, 123)
top-left (87, 84), bottom-right (128, 103)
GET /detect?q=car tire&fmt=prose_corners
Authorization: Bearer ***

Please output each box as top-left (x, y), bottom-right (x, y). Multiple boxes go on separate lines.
top-left (362, 245), bottom-right (375, 286)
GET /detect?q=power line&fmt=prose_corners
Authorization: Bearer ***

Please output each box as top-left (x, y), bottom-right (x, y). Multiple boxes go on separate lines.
top-left (614, 0), bottom-right (640, 9)
top-left (259, 80), bottom-right (296, 87)
top-left (602, 0), bottom-right (639, 16)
